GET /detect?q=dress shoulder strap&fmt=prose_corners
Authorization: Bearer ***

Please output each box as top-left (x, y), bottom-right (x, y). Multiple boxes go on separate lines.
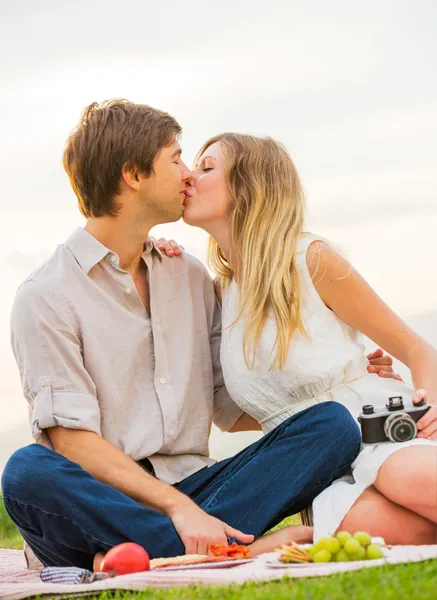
top-left (295, 232), bottom-right (325, 274)
top-left (294, 233), bottom-right (332, 314)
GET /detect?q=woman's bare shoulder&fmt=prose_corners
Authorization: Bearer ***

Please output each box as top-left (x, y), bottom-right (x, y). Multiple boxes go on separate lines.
top-left (306, 239), bottom-right (350, 284)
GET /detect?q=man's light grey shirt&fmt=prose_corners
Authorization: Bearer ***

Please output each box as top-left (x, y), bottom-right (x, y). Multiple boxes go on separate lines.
top-left (10, 227), bottom-right (243, 484)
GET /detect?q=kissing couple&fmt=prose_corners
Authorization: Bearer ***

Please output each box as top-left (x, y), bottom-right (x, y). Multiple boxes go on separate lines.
top-left (2, 100), bottom-right (436, 571)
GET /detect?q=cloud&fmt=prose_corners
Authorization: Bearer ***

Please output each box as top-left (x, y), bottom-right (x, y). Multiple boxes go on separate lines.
top-left (306, 161), bottom-right (436, 227)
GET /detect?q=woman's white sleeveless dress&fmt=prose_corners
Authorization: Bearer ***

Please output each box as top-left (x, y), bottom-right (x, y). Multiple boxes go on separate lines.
top-left (220, 233), bottom-right (436, 540)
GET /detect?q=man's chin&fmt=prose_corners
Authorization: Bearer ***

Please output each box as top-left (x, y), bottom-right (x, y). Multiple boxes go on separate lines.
top-left (160, 207), bottom-right (184, 225)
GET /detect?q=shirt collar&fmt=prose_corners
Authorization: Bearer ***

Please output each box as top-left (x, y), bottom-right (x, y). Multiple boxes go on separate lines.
top-left (65, 227), bottom-right (163, 274)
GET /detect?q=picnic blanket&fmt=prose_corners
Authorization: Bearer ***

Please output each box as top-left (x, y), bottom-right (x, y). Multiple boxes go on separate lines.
top-left (1, 546), bottom-right (437, 600)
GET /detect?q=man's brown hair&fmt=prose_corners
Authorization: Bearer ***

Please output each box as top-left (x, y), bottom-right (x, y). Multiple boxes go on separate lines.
top-left (63, 99), bottom-right (182, 218)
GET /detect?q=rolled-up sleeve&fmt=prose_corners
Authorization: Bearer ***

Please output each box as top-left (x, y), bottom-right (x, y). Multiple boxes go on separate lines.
top-left (10, 282), bottom-right (101, 444)
top-left (209, 295), bottom-right (244, 432)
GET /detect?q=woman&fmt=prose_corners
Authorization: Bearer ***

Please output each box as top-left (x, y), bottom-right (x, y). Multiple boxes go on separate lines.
top-left (180, 133), bottom-right (437, 544)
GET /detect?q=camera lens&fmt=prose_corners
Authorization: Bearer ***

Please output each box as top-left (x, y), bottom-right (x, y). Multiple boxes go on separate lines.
top-left (384, 412), bottom-right (417, 443)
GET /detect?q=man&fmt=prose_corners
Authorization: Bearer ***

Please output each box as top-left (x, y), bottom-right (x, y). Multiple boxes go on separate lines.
top-left (1, 100), bottom-right (396, 570)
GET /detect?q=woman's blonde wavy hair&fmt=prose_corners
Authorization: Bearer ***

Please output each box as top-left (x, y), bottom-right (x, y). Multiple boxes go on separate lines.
top-left (196, 133), bottom-right (307, 371)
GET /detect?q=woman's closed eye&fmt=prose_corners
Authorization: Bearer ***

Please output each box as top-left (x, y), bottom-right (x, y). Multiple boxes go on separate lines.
top-left (203, 167), bottom-right (213, 172)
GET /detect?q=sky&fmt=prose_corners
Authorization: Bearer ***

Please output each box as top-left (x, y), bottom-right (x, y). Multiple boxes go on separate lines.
top-left (0, 0), bottom-right (436, 470)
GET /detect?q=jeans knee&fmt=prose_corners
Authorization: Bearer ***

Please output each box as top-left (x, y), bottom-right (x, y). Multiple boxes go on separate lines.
top-left (318, 401), bottom-right (361, 458)
top-left (1, 444), bottom-right (52, 501)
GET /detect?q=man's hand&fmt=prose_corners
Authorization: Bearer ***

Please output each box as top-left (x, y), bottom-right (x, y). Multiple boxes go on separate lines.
top-left (168, 500), bottom-right (254, 555)
top-left (367, 348), bottom-right (403, 382)
top-left (155, 237), bottom-right (184, 257)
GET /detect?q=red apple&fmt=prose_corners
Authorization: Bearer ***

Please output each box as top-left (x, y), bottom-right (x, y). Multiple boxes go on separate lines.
top-left (100, 542), bottom-right (150, 576)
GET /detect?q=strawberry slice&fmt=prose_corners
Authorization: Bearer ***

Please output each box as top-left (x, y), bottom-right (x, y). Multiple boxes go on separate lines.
top-left (209, 542), bottom-right (251, 559)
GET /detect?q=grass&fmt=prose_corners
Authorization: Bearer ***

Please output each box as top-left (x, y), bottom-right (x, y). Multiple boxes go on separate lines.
top-left (0, 495), bottom-right (23, 549)
top-left (1, 500), bottom-right (436, 599)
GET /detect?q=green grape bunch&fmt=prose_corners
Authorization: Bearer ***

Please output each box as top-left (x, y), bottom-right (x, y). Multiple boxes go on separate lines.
top-left (309, 531), bottom-right (385, 564)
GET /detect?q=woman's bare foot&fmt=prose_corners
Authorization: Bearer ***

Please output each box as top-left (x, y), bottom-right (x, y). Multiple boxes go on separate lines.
top-left (248, 525), bottom-right (313, 557)
top-left (93, 551), bottom-right (106, 572)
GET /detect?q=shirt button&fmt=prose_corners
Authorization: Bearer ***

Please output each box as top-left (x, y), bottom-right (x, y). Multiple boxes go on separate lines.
top-left (169, 429), bottom-right (174, 437)
top-left (110, 255), bottom-right (117, 263)
top-left (159, 378), bottom-right (166, 385)
top-left (39, 378), bottom-right (47, 387)
top-left (125, 287), bottom-right (132, 294)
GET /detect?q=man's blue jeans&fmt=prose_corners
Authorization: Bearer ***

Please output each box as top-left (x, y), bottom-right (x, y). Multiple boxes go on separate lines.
top-left (1, 402), bottom-right (360, 570)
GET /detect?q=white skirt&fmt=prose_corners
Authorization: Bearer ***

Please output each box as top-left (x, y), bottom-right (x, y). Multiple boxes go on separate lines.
top-left (311, 375), bottom-right (437, 540)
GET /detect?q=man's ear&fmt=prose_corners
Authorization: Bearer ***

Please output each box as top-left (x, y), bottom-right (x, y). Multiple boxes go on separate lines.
top-left (121, 163), bottom-right (141, 190)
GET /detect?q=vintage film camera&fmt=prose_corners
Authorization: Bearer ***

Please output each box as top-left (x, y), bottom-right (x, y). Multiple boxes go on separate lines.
top-left (358, 396), bottom-right (430, 444)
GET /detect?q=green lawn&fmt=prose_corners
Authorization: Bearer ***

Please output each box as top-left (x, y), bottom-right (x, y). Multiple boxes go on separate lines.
top-left (1, 498), bottom-right (436, 599)
top-left (0, 495), bottom-right (23, 549)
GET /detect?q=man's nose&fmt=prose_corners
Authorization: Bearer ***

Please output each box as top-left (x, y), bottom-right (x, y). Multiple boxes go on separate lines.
top-left (181, 162), bottom-right (193, 184)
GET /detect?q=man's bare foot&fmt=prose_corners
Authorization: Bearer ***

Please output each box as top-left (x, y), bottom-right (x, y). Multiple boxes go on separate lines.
top-left (93, 551), bottom-right (106, 572)
top-left (248, 525), bottom-right (313, 557)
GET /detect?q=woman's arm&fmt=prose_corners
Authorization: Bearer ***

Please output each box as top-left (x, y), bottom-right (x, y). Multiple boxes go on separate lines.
top-left (307, 241), bottom-right (437, 439)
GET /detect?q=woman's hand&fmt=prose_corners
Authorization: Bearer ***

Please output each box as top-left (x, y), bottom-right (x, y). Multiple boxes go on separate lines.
top-left (414, 389), bottom-right (437, 440)
top-left (367, 348), bottom-right (403, 382)
top-left (155, 237), bottom-right (184, 257)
